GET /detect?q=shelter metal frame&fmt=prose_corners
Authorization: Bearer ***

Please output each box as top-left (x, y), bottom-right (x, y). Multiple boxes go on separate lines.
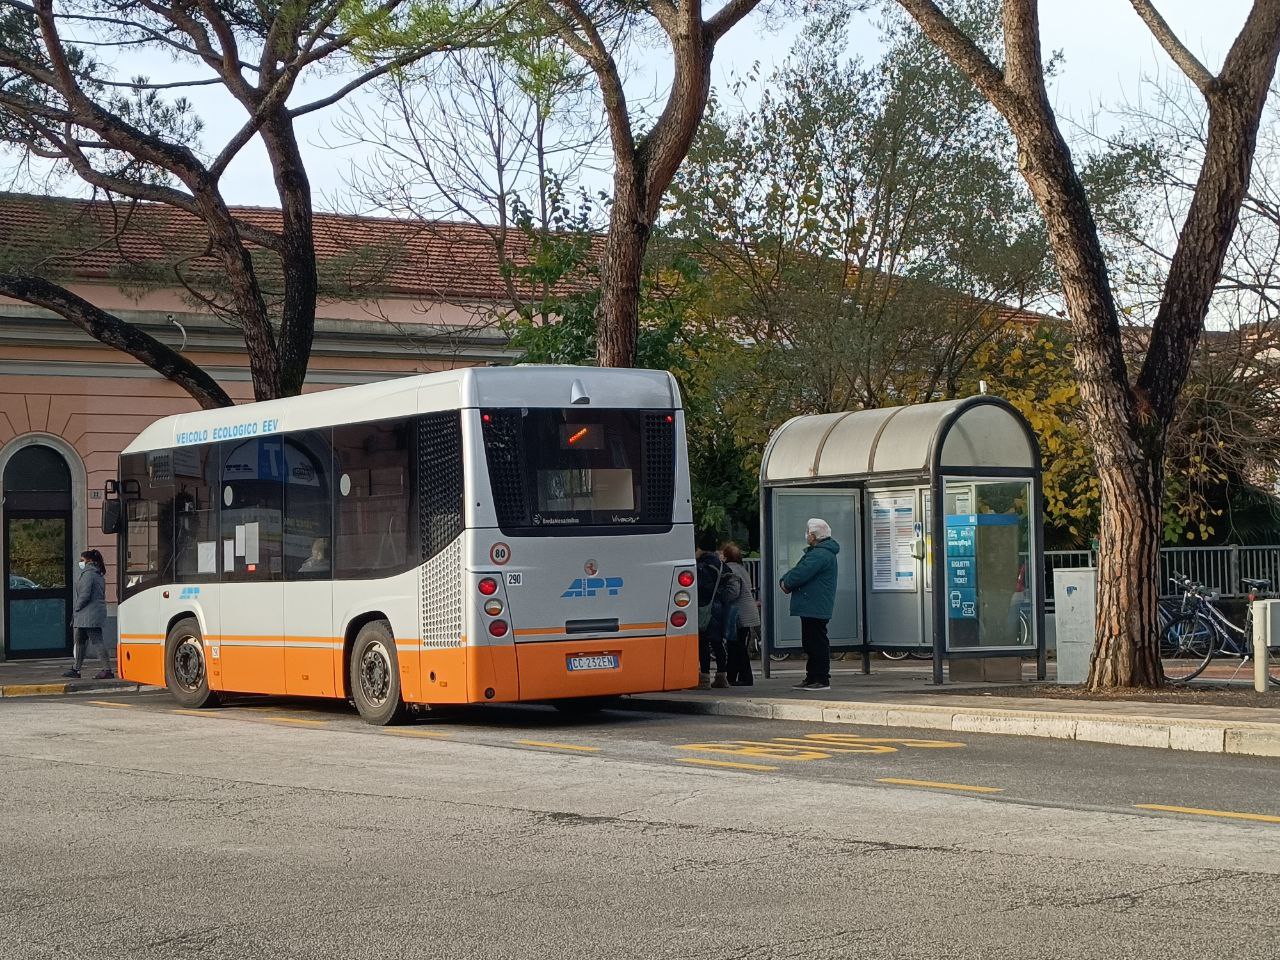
top-left (759, 396), bottom-right (1047, 685)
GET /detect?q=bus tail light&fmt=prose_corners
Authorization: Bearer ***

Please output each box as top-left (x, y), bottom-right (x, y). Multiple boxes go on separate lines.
top-left (484, 598), bottom-right (504, 616)
top-left (670, 611), bottom-right (687, 628)
top-left (673, 591), bottom-right (690, 608)
top-left (677, 570), bottom-right (694, 588)
top-left (488, 619), bottom-right (509, 638)
top-left (478, 577), bottom-right (498, 596)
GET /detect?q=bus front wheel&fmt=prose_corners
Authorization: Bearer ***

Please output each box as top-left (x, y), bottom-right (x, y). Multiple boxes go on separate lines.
top-left (349, 620), bottom-right (405, 726)
top-left (164, 617), bottom-right (219, 709)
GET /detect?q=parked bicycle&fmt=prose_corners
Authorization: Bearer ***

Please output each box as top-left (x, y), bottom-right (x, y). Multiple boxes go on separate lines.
top-left (1159, 573), bottom-right (1279, 684)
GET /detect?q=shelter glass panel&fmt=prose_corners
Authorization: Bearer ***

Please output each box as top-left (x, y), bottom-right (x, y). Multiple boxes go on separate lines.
top-left (943, 479), bottom-right (1034, 651)
top-left (769, 489), bottom-right (859, 650)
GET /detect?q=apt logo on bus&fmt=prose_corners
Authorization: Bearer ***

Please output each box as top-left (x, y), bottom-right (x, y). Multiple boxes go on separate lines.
top-left (561, 577), bottom-right (624, 599)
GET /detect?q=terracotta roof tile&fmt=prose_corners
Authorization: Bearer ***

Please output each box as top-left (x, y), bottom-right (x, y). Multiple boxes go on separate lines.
top-left (0, 192), bottom-right (592, 302)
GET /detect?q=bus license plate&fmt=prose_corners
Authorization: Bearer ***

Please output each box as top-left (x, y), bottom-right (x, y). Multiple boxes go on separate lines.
top-left (567, 654), bottom-right (619, 672)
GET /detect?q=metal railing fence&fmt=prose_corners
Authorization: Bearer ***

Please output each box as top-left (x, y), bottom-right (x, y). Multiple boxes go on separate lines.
top-left (742, 546), bottom-right (1280, 604)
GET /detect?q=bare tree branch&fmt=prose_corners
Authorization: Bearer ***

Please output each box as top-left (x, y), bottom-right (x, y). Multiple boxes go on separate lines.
top-left (1128, 0), bottom-right (1216, 94)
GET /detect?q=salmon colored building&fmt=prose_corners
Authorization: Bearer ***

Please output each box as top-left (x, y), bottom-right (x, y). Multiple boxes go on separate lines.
top-left (0, 193), bottom-right (519, 660)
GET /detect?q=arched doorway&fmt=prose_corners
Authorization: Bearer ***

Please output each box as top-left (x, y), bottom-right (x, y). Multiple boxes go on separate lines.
top-left (3, 444), bottom-right (74, 659)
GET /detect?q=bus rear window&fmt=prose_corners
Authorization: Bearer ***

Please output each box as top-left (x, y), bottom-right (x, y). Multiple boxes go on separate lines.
top-left (482, 408), bottom-right (675, 533)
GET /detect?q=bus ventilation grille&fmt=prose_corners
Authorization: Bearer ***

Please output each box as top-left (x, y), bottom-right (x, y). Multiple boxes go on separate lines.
top-left (419, 411), bottom-right (465, 561)
top-left (421, 537), bottom-right (463, 649)
top-left (481, 409), bottom-right (527, 528)
top-left (641, 413), bottom-right (676, 524)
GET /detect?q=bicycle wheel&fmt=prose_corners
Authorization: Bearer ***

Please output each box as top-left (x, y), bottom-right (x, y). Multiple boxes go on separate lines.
top-left (1156, 598), bottom-right (1182, 631)
top-left (880, 650), bottom-right (910, 661)
top-left (1160, 614), bottom-right (1216, 683)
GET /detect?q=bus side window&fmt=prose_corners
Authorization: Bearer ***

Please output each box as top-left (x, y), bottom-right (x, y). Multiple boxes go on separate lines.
top-left (220, 437), bottom-right (284, 582)
top-left (174, 445), bottom-right (219, 582)
top-left (284, 431), bottom-right (333, 579)
top-left (333, 418), bottom-right (413, 579)
top-left (121, 450), bottom-right (175, 598)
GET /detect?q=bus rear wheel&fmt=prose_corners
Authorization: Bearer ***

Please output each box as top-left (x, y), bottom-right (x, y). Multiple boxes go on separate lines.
top-left (349, 620), bottom-right (405, 726)
top-left (164, 617), bottom-right (219, 709)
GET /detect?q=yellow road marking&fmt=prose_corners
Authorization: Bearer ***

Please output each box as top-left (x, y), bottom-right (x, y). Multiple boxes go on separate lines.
top-left (678, 742), bottom-right (829, 761)
top-left (384, 729), bottom-right (451, 739)
top-left (267, 717), bottom-right (327, 727)
top-left (171, 709), bottom-right (216, 718)
top-left (677, 757), bottom-right (778, 772)
top-left (514, 739), bottom-right (601, 753)
top-left (1135, 804), bottom-right (1280, 824)
top-left (801, 733), bottom-right (965, 750)
top-left (877, 777), bottom-right (1003, 794)
top-left (767, 737), bottom-right (896, 756)
top-left (87, 700), bottom-right (134, 709)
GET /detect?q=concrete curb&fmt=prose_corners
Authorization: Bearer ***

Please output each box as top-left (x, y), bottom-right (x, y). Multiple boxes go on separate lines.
top-left (619, 693), bottom-right (1280, 759)
top-left (0, 679), bottom-right (145, 699)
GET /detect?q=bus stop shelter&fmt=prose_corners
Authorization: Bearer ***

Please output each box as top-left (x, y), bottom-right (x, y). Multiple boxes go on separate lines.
top-left (759, 395), bottom-right (1045, 684)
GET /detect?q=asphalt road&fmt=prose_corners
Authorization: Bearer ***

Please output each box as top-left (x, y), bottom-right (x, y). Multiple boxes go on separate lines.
top-left (1, 691), bottom-right (1277, 959)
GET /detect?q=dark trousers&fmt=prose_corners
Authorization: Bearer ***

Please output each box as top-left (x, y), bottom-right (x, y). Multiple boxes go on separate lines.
top-left (726, 626), bottom-right (754, 685)
top-left (800, 617), bottom-right (830, 685)
top-left (699, 612), bottom-right (727, 674)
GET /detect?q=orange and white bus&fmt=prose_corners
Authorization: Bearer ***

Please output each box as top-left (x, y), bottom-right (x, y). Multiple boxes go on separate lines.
top-left (105, 366), bottom-right (697, 724)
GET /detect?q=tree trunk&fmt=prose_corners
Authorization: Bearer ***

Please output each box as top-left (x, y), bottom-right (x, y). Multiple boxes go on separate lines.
top-left (597, 169), bottom-right (646, 368)
top-left (1088, 439), bottom-right (1164, 688)
top-left (261, 111), bottom-right (317, 398)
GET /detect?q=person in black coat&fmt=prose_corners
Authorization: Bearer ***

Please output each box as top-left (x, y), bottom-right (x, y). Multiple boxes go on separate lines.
top-left (695, 531), bottom-right (740, 689)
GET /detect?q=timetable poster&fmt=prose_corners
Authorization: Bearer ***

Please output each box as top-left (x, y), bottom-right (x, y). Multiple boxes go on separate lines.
top-left (871, 495), bottom-right (917, 591)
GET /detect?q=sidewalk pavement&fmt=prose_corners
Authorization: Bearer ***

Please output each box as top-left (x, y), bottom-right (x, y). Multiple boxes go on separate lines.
top-left (0, 657), bottom-right (145, 698)
top-left (622, 662), bottom-right (1280, 758)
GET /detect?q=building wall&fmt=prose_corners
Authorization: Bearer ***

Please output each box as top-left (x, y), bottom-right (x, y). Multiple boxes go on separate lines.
top-left (0, 300), bottom-right (489, 656)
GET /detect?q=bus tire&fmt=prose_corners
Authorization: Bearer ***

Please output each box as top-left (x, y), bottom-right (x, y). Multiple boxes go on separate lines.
top-left (349, 620), bottom-right (405, 726)
top-left (165, 617), bottom-right (219, 709)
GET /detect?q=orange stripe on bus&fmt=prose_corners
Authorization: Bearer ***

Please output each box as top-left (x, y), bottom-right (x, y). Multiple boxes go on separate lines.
top-left (120, 634), bottom-right (165, 640)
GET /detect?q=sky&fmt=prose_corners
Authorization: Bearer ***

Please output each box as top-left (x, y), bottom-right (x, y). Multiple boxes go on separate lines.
top-left (13, 1), bottom-right (1256, 212)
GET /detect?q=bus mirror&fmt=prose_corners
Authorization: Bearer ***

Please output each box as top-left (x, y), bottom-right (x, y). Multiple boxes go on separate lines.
top-left (101, 499), bottom-right (122, 536)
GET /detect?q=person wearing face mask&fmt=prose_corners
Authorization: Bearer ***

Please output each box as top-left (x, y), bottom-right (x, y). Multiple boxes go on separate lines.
top-left (63, 549), bottom-right (111, 680)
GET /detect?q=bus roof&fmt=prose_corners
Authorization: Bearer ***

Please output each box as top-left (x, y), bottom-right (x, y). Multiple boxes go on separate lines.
top-left (122, 365), bottom-right (682, 455)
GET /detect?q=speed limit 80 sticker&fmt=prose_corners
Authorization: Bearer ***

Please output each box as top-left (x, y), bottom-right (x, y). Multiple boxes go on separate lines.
top-left (489, 542), bottom-right (512, 565)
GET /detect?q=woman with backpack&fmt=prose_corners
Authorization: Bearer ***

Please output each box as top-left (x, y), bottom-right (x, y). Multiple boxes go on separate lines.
top-left (720, 542), bottom-right (759, 686)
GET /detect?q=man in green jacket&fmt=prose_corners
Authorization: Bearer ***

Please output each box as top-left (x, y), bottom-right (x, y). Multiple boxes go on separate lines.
top-left (780, 518), bottom-right (839, 691)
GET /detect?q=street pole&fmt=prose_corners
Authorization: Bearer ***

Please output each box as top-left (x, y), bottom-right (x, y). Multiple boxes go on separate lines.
top-left (1253, 600), bottom-right (1270, 694)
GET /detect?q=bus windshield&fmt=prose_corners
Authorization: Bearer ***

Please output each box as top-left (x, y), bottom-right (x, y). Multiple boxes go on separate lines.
top-left (481, 408), bottom-right (675, 533)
